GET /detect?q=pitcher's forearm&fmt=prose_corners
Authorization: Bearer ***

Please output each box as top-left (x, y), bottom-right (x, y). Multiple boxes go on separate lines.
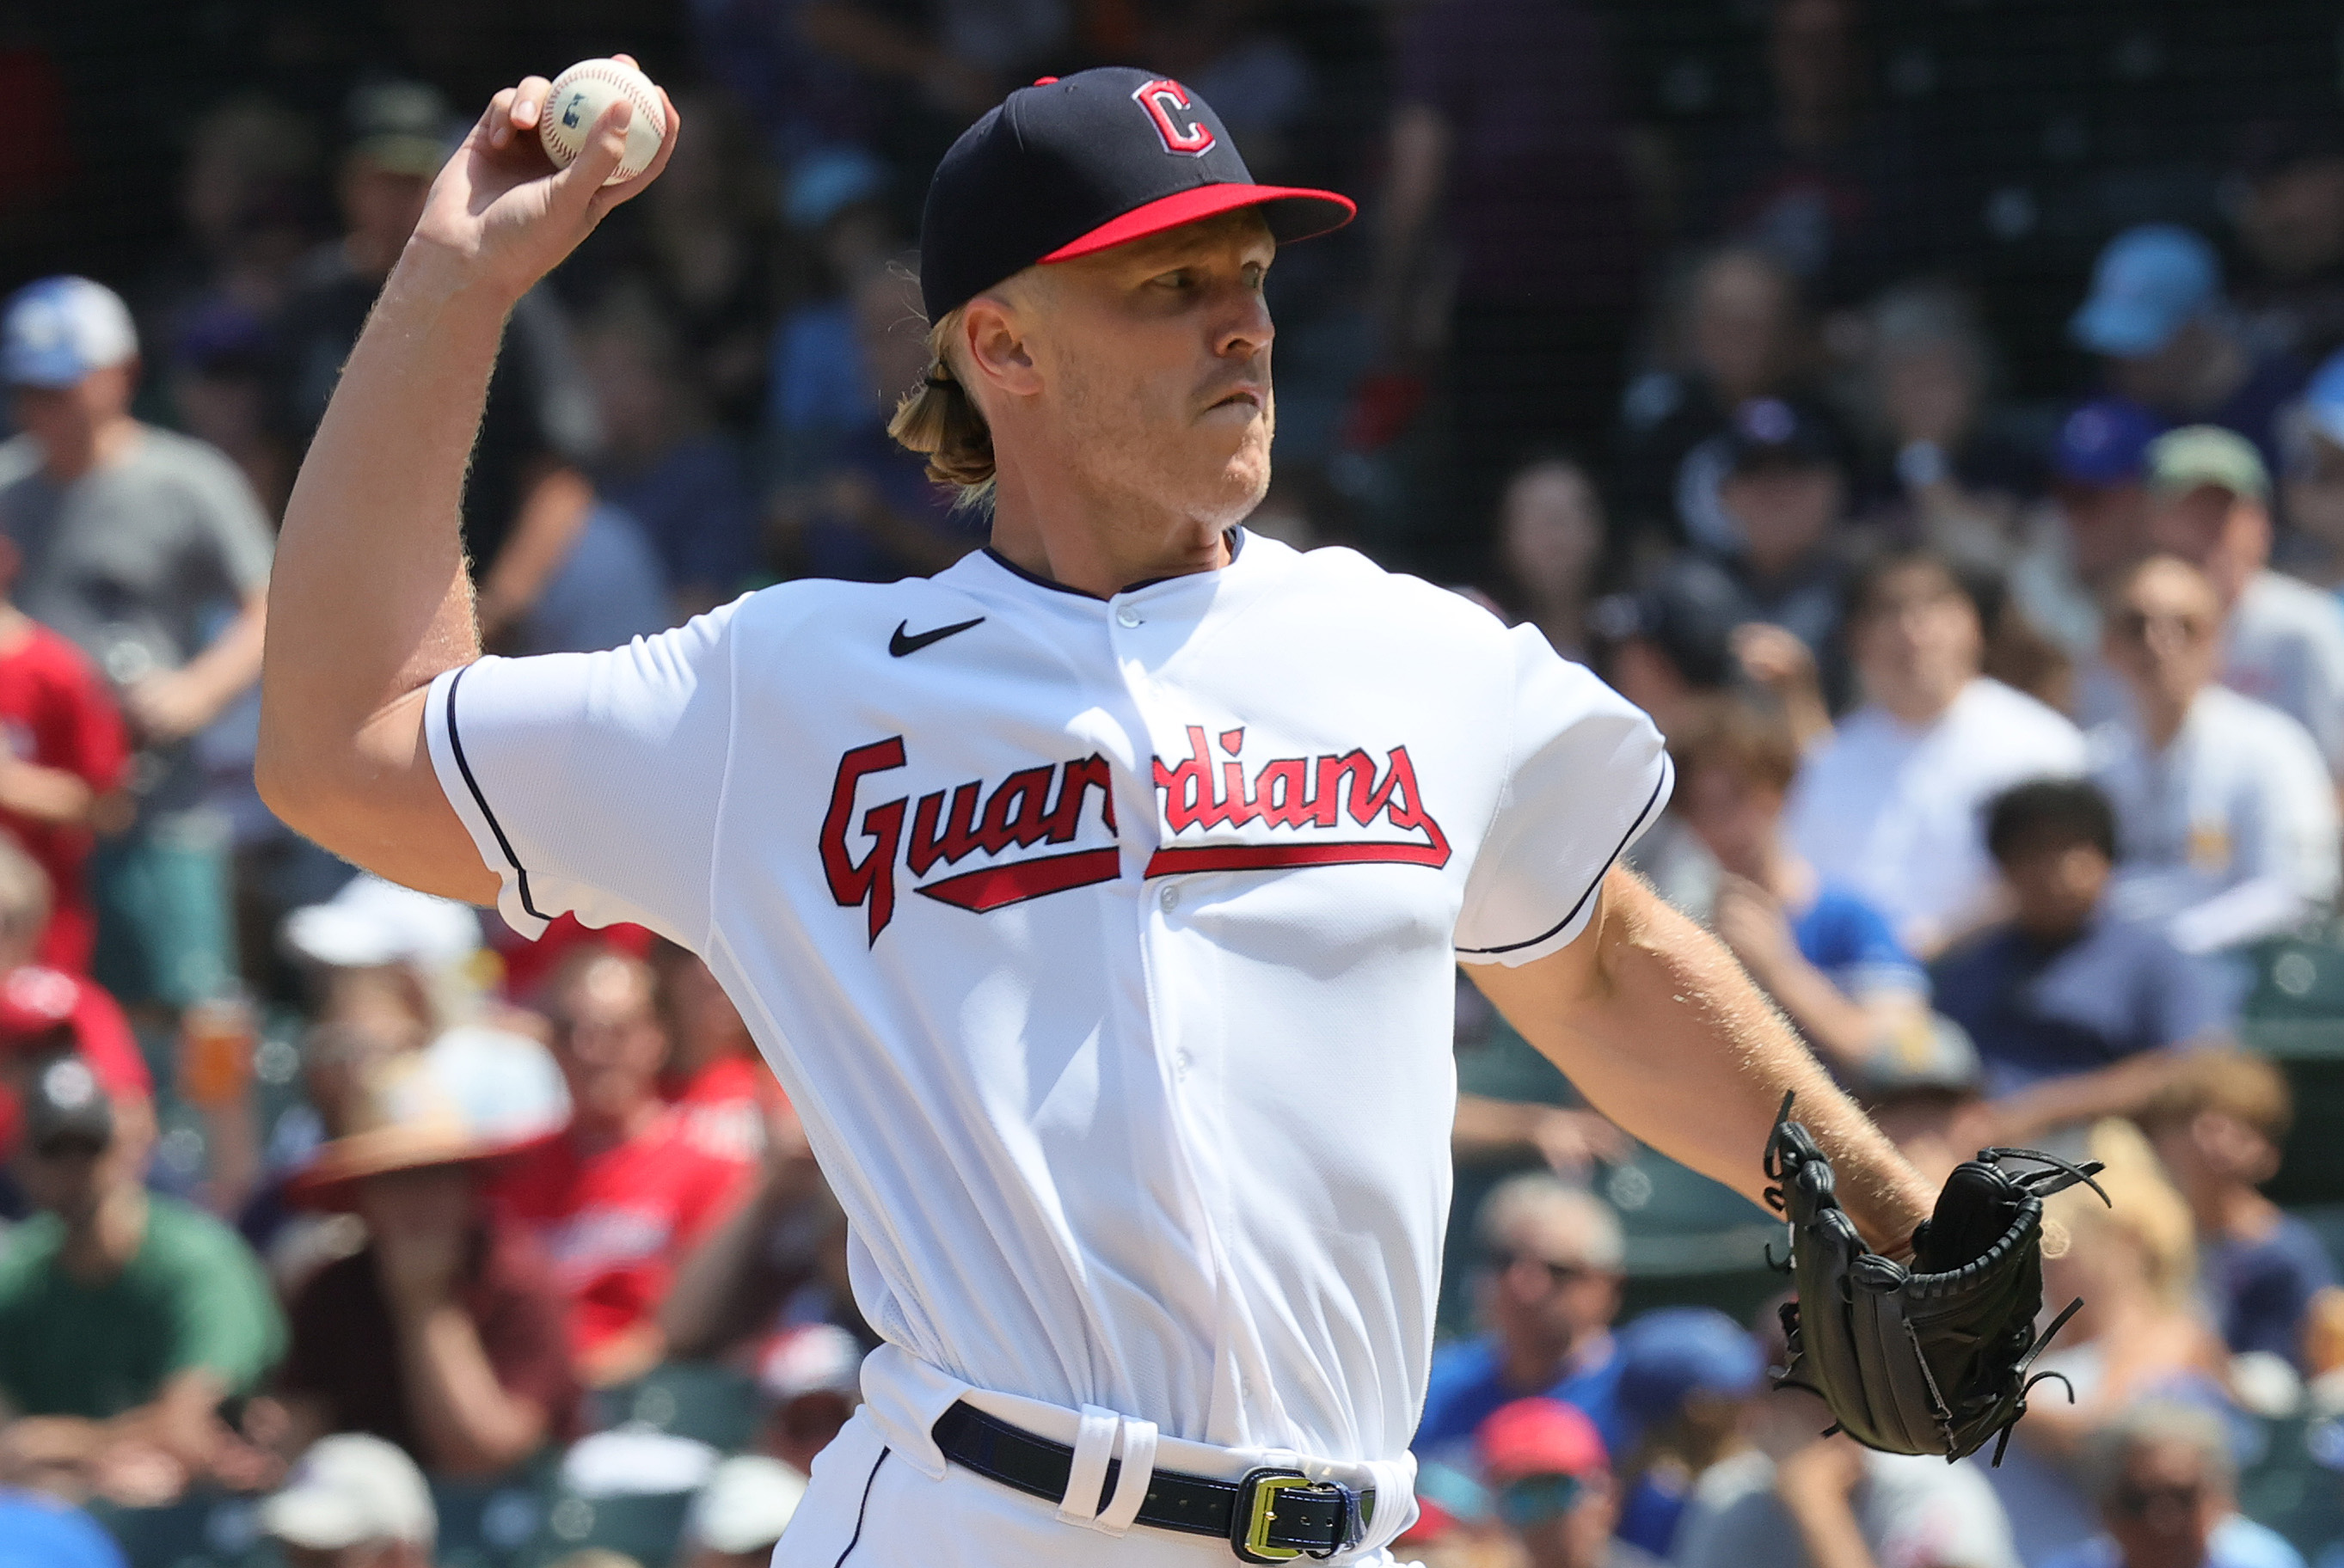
top-left (260, 242), bottom-right (506, 805)
top-left (1476, 873), bottom-right (1934, 1253)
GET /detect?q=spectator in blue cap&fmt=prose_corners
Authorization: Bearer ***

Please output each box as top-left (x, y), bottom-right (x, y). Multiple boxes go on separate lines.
top-left (2033, 397), bottom-right (2167, 727)
top-left (1609, 1307), bottom-right (1764, 1557)
top-left (0, 1488), bottom-right (125, 1568)
top-left (2279, 348), bottom-right (2344, 601)
top-left (2071, 225), bottom-right (2305, 482)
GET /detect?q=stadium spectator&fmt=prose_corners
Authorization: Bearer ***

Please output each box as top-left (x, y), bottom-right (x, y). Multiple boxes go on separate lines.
top-left (2031, 398), bottom-right (2167, 731)
top-left (681, 1453), bottom-right (809, 1568)
top-left (621, 89), bottom-right (780, 435)
top-left (2089, 554), bottom-right (2340, 952)
top-left (1414, 1174), bottom-right (1629, 1464)
top-left (662, 1092), bottom-right (851, 1368)
top-left (0, 275), bottom-right (272, 1019)
top-left (1608, 1307), bottom-right (1764, 1558)
top-left (0, 1486), bottom-right (127, 1567)
top-left (257, 1432), bottom-right (436, 1568)
top-left (1617, 249), bottom-right (1813, 555)
top-left (579, 294), bottom-right (760, 621)
top-left (2230, 119), bottom-right (2344, 364)
top-left (0, 1050), bottom-right (280, 1502)
top-left (1671, 1315), bottom-right (2019, 1568)
top-left (1855, 284), bottom-right (2038, 557)
top-left (1378, 0), bottom-right (1641, 566)
top-left (1930, 781), bottom-right (2229, 1145)
top-left (0, 534), bottom-right (126, 977)
top-left (1786, 547), bottom-right (2086, 956)
top-left (2140, 1050), bottom-right (2335, 1369)
top-left (652, 939), bottom-right (773, 1167)
top-left (1843, 997), bottom-right (1992, 1188)
top-left (1476, 1396), bottom-right (1646, 1568)
top-left (494, 947), bottom-right (755, 1387)
top-left (1707, 398), bottom-right (1857, 683)
top-left (1494, 455), bottom-right (1605, 661)
top-left (2143, 426), bottom-right (2344, 783)
top-left (275, 1036), bottom-right (580, 1476)
top-left (2278, 352), bottom-right (2344, 597)
top-left (1992, 1122), bottom-right (2232, 1567)
top-left (752, 1321), bottom-right (865, 1474)
top-left (764, 160), bottom-right (984, 582)
top-left (274, 82), bottom-right (666, 658)
top-left (0, 962), bottom-right (152, 1178)
top-left (2071, 227), bottom-right (2305, 481)
top-left (1691, 0), bottom-right (1930, 308)
top-left (1668, 694), bottom-right (1929, 1077)
top-left (2040, 1402), bottom-right (2304, 1568)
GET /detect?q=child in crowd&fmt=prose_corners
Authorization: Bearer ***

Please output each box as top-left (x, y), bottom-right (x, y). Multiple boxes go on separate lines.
top-left (1669, 693), bottom-right (1931, 1078)
top-left (2141, 1050), bottom-right (2335, 1369)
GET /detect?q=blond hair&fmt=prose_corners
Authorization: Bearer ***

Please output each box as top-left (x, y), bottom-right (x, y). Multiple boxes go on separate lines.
top-left (887, 307), bottom-right (997, 508)
top-left (2049, 1117), bottom-right (2198, 1310)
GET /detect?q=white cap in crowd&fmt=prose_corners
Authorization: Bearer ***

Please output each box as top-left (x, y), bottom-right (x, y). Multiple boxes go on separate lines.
top-left (686, 1455), bottom-right (809, 1555)
top-left (260, 1434), bottom-right (437, 1553)
top-left (0, 277), bottom-right (138, 389)
top-left (281, 872), bottom-right (484, 971)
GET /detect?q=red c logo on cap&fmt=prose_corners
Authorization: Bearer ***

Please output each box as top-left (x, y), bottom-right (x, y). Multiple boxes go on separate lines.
top-left (1132, 79), bottom-right (1216, 157)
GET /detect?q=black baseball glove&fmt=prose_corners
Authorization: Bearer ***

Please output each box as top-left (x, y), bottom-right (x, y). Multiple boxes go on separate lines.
top-left (1762, 1092), bottom-right (2109, 1463)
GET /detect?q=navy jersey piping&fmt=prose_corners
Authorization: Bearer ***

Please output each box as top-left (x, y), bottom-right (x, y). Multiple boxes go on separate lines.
top-left (831, 1446), bottom-right (890, 1566)
top-left (444, 665), bottom-right (551, 923)
top-left (982, 526), bottom-right (1245, 599)
top-left (1457, 756), bottom-right (1672, 957)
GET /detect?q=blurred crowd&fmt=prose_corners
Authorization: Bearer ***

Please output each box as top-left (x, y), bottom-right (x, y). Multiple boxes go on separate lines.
top-left (6, 0), bottom-right (2344, 1565)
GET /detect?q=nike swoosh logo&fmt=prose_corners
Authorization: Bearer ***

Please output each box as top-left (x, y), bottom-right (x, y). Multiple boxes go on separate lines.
top-left (889, 616), bottom-right (985, 657)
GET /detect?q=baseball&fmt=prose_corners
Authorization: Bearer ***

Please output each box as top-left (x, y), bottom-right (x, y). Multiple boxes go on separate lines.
top-left (538, 58), bottom-right (666, 185)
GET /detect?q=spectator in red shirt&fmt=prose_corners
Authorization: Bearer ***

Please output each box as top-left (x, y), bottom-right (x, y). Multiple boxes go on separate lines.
top-left (0, 547), bottom-right (126, 975)
top-left (653, 937), bottom-right (776, 1167)
top-left (276, 1031), bottom-right (579, 1477)
top-left (494, 946), bottom-right (755, 1387)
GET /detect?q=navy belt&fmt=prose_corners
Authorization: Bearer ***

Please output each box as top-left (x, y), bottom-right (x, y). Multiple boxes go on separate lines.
top-left (930, 1400), bottom-right (1372, 1562)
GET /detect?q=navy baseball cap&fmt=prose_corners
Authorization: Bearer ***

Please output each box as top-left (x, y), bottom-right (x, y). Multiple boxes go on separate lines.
top-left (917, 67), bottom-right (1355, 321)
top-left (2053, 397), bottom-right (2163, 487)
top-left (1721, 397), bottom-right (1843, 474)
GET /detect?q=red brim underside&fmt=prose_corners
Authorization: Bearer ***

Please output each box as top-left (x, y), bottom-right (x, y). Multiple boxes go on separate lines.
top-left (1040, 182), bottom-right (1358, 264)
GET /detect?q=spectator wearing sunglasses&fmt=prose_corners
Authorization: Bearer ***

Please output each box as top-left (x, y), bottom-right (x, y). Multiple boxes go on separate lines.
top-left (1672, 1316), bottom-right (2018, 1568)
top-left (1414, 1174), bottom-right (1629, 1463)
top-left (2089, 554), bottom-right (2340, 953)
top-left (0, 1049), bottom-right (282, 1504)
top-left (2042, 1401), bottom-right (2302, 1568)
top-left (1478, 1397), bottom-right (1652, 1568)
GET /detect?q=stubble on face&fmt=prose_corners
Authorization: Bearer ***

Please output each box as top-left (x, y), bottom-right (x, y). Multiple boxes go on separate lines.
top-left (1028, 214), bottom-right (1279, 532)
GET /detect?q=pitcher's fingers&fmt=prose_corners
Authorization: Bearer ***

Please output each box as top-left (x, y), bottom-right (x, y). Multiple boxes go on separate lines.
top-left (612, 52), bottom-right (639, 69)
top-left (484, 87), bottom-right (521, 149)
top-left (508, 77), bottom-right (554, 132)
top-left (589, 89), bottom-right (683, 217)
top-left (548, 98), bottom-right (633, 211)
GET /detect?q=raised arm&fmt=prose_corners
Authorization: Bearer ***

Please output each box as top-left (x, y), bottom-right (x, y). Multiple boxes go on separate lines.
top-left (1470, 867), bottom-right (1935, 1254)
top-left (255, 68), bottom-right (678, 900)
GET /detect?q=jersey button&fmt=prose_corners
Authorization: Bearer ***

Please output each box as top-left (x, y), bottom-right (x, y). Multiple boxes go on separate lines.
top-left (1116, 607), bottom-right (1143, 628)
top-left (1159, 885), bottom-right (1180, 912)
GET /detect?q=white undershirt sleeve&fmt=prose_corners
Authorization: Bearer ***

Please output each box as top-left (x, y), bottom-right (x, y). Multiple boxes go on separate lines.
top-left (424, 601), bottom-right (742, 946)
top-left (1453, 627), bottom-right (1673, 966)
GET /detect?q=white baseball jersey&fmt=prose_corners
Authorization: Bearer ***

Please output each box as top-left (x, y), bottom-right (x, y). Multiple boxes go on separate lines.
top-left (2089, 683), bottom-right (2342, 952)
top-left (425, 531), bottom-right (1666, 1498)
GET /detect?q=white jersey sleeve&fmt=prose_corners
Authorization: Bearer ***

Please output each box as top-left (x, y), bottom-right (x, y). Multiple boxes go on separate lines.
top-left (423, 602), bottom-right (742, 945)
top-left (1453, 625), bottom-right (1672, 966)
